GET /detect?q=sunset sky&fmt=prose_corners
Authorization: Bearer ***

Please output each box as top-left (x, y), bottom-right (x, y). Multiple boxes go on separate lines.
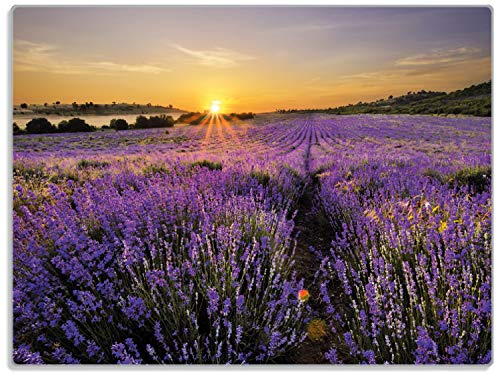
top-left (13, 6), bottom-right (491, 113)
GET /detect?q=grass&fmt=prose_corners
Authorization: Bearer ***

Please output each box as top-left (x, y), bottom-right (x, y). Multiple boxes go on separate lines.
top-left (424, 166), bottom-right (491, 194)
top-left (76, 159), bottom-right (110, 170)
top-left (191, 160), bottom-right (223, 171)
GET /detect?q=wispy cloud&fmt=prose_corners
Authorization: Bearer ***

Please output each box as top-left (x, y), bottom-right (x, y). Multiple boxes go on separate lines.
top-left (395, 47), bottom-right (482, 66)
top-left (172, 44), bottom-right (256, 68)
top-left (338, 70), bottom-right (408, 82)
top-left (338, 46), bottom-right (487, 83)
top-left (265, 17), bottom-right (408, 35)
top-left (14, 39), bottom-right (168, 75)
top-left (84, 61), bottom-right (165, 74)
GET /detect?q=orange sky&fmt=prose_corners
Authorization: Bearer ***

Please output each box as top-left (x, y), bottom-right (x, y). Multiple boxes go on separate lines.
top-left (13, 7), bottom-right (491, 113)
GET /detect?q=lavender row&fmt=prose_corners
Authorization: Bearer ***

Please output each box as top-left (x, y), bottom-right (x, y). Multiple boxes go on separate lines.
top-left (315, 154), bottom-right (490, 363)
top-left (13, 164), bottom-right (308, 364)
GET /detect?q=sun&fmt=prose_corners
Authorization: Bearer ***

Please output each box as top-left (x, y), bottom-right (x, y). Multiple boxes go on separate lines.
top-left (210, 100), bottom-right (221, 113)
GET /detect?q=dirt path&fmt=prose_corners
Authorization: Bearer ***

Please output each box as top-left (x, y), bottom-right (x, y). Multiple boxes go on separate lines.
top-left (285, 117), bottom-right (336, 364)
top-left (288, 176), bottom-right (335, 364)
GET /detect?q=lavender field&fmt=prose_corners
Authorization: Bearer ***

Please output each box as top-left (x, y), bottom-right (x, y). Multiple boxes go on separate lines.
top-left (13, 113), bottom-right (491, 364)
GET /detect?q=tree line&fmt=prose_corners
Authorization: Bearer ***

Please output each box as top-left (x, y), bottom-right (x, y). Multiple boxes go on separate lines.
top-left (276, 81), bottom-right (491, 117)
top-left (14, 115), bottom-right (175, 135)
top-left (14, 102), bottom-right (176, 116)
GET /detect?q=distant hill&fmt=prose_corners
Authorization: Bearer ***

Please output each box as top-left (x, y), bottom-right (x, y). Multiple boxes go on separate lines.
top-left (278, 81), bottom-right (491, 117)
top-left (13, 102), bottom-right (184, 117)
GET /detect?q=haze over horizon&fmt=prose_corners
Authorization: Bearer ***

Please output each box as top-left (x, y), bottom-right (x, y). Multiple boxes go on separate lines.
top-left (13, 6), bottom-right (491, 113)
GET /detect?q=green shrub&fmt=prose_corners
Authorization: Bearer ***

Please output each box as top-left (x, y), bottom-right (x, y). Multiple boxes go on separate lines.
top-left (76, 159), bottom-right (110, 170)
top-left (191, 160), bottom-right (223, 171)
top-left (58, 118), bottom-right (96, 133)
top-left (448, 166), bottom-right (491, 193)
top-left (423, 169), bottom-right (446, 184)
top-left (110, 118), bottom-right (129, 131)
top-left (25, 118), bottom-right (56, 134)
top-left (143, 164), bottom-right (169, 175)
top-left (250, 170), bottom-right (271, 187)
top-left (13, 122), bottom-right (24, 135)
top-left (176, 112), bottom-right (203, 124)
top-left (135, 115), bottom-right (174, 129)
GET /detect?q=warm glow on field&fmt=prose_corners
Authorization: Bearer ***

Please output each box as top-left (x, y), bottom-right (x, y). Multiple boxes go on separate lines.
top-left (210, 101), bottom-right (221, 113)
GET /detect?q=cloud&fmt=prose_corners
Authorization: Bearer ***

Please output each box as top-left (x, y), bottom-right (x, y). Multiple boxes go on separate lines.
top-left (265, 17), bottom-right (409, 35)
top-left (172, 44), bottom-right (256, 68)
top-left (14, 39), bottom-right (168, 75)
top-left (403, 56), bottom-right (491, 77)
top-left (395, 47), bottom-right (482, 66)
top-left (337, 46), bottom-right (488, 83)
top-left (338, 70), bottom-right (408, 82)
top-left (85, 61), bottom-right (165, 74)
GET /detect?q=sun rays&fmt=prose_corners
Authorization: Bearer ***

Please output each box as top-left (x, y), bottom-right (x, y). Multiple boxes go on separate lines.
top-left (193, 110), bottom-right (239, 147)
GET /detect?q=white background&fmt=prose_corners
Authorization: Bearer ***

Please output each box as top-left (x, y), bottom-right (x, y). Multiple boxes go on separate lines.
top-left (1, 1), bottom-right (496, 373)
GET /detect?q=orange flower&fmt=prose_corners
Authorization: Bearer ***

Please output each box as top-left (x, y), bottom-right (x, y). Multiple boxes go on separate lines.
top-left (298, 289), bottom-right (310, 302)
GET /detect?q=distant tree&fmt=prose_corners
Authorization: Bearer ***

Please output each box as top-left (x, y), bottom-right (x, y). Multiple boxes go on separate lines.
top-left (112, 101), bottom-right (116, 105)
top-left (176, 112), bottom-right (202, 124)
top-left (55, 101), bottom-right (60, 105)
top-left (44, 102), bottom-right (48, 107)
top-left (57, 120), bottom-right (69, 131)
top-left (135, 115), bottom-right (174, 129)
top-left (168, 104), bottom-right (173, 109)
top-left (25, 118), bottom-right (56, 134)
top-left (135, 115), bottom-right (149, 128)
top-left (110, 118), bottom-right (129, 131)
top-left (20, 103), bottom-right (28, 109)
top-left (13, 122), bottom-right (24, 135)
top-left (58, 118), bottom-right (95, 133)
top-left (388, 95), bottom-right (393, 100)
top-left (147, 103), bottom-right (152, 107)
top-left (72, 102), bottom-right (78, 109)
top-left (149, 115), bottom-right (174, 128)
top-left (236, 112), bottom-right (255, 120)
